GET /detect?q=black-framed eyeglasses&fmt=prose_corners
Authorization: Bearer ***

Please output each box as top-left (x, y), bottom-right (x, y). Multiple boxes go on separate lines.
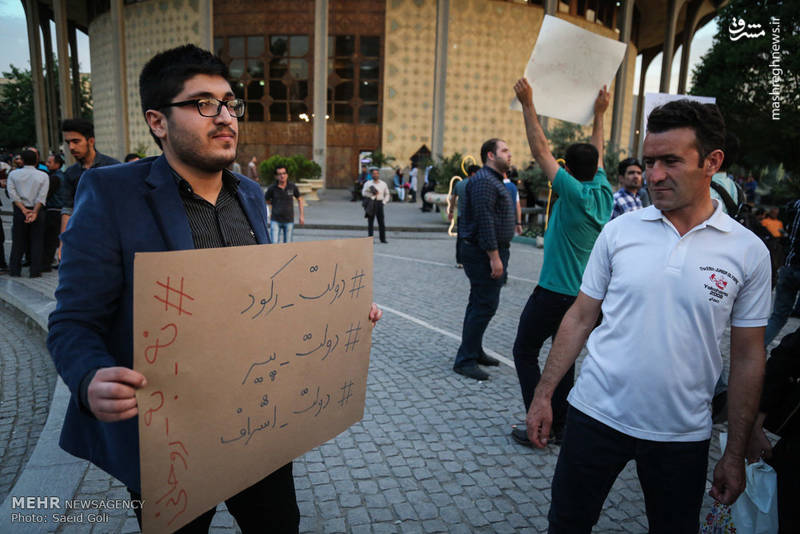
top-left (159, 98), bottom-right (246, 118)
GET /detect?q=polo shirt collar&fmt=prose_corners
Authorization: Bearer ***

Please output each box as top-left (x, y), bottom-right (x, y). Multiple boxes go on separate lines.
top-left (641, 200), bottom-right (733, 232)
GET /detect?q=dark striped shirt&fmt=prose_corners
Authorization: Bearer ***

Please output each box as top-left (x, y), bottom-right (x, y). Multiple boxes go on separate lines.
top-left (172, 169), bottom-right (257, 249)
top-left (785, 199), bottom-right (800, 266)
top-left (460, 166), bottom-right (515, 251)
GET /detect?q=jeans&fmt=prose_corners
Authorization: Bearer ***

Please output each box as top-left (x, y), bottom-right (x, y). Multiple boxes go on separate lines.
top-left (129, 463), bottom-right (299, 533)
top-left (270, 221), bottom-right (294, 243)
top-left (367, 202), bottom-right (386, 242)
top-left (512, 286), bottom-right (576, 431)
top-left (395, 186), bottom-right (405, 201)
top-left (454, 242), bottom-right (509, 368)
top-left (549, 408), bottom-right (709, 534)
top-left (765, 265), bottom-right (800, 345)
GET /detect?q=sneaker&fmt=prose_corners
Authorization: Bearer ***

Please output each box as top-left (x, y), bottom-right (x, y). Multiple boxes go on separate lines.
top-left (453, 365), bottom-right (489, 381)
top-left (477, 354), bottom-right (500, 366)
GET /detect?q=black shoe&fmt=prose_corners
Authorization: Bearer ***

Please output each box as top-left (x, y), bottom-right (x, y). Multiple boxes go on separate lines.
top-left (453, 365), bottom-right (489, 381)
top-left (511, 426), bottom-right (533, 448)
top-left (380, 240), bottom-right (388, 244)
top-left (477, 354), bottom-right (500, 366)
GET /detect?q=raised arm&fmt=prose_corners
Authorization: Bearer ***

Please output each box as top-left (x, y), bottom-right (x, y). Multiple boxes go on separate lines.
top-left (592, 86), bottom-right (610, 170)
top-left (527, 291), bottom-right (602, 447)
top-left (514, 78), bottom-right (559, 182)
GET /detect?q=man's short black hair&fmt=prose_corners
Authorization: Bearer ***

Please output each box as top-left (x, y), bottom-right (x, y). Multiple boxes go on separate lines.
top-left (139, 44), bottom-right (230, 148)
top-left (21, 150), bottom-right (37, 166)
top-left (480, 138), bottom-right (502, 165)
top-left (124, 153), bottom-right (140, 162)
top-left (467, 164), bottom-right (481, 175)
top-left (61, 118), bottom-right (94, 139)
top-left (274, 165), bottom-right (288, 175)
top-left (564, 143), bottom-right (598, 182)
top-left (50, 153), bottom-right (64, 166)
top-left (617, 157), bottom-right (642, 177)
top-left (647, 100), bottom-right (726, 166)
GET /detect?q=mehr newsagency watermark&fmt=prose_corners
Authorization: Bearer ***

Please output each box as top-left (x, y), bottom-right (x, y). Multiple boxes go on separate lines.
top-left (9, 496), bottom-right (145, 525)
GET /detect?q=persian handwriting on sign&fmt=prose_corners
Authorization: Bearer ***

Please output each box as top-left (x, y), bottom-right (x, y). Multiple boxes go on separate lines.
top-left (728, 18), bottom-right (765, 40)
top-left (144, 277), bottom-right (197, 527)
top-left (241, 261), bottom-right (366, 320)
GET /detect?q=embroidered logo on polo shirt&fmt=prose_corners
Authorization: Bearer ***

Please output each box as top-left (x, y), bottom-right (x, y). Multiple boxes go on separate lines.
top-left (699, 266), bottom-right (739, 304)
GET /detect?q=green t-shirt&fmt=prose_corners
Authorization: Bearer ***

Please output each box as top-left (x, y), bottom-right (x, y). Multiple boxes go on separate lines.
top-left (539, 166), bottom-right (613, 296)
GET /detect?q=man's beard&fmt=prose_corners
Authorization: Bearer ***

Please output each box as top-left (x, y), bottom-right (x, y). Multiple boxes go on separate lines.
top-left (169, 123), bottom-right (237, 173)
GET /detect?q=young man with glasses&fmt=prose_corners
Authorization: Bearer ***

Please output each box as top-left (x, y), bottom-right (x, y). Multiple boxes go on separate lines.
top-left (48, 44), bottom-right (381, 533)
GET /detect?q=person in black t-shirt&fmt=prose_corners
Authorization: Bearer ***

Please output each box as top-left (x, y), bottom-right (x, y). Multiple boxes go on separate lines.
top-left (264, 165), bottom-right (304, 242)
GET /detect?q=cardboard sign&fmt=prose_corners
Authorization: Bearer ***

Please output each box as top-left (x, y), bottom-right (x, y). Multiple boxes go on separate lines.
top-left (133, 238), bottom-right (374, 533)
top-left (510, 15), bottom-right (627, 124)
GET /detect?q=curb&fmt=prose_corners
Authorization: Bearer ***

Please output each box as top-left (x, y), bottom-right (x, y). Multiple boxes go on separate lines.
top-left (0, 278), bottom-right (88, 532)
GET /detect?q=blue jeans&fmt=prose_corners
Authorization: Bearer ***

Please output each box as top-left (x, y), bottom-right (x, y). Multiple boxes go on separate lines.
top-left (270, 221), bottom-right (294, 243)
top-left (549, 408), bottom-right (709, 534)
top-left (765, 265), bottom-right (800, 345)
top-left (454, 242), bottom-right (509, 368)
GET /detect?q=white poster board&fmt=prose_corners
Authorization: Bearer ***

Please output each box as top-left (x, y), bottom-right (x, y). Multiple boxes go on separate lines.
top-left (510, 15), bottom-right (627, 124)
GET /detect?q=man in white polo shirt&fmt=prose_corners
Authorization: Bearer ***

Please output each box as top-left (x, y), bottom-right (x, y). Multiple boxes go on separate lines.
top-left (526, 100), bottom-right (771, 533)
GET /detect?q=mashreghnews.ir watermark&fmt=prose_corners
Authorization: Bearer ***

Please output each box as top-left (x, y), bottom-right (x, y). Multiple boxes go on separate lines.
top-left (9, 496), bottom-right (145, 525)
top-left (769, 16), bottom-right (781, 121)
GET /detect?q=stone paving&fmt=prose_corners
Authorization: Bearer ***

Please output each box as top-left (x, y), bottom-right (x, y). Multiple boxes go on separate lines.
top-left (1, 207), bottom-right (796, 532)
top-left (0, 303), bottom-right (57, 505)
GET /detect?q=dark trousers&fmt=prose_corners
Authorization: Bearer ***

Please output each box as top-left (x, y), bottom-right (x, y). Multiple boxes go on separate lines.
top-left (512, 285), bottom-right (576, 431)
top-left (770, 436), bottom-right (800, 533)
top-left (549, 408), bottom-right (709, 534)
top-left (9, 205), bottom-right (45, 277)
top-left (454, 242), bottom-right (509, 368)
top-left (0, 214), bottom-right (6, 268)
top-left (455, 236), bottom-right (464, 265)
top-left (130, 462), bottom-right (298, 533)
top-left (367, 202), bottom-right (386, 242)
top-left (43, 208), bottom-right (61, 268)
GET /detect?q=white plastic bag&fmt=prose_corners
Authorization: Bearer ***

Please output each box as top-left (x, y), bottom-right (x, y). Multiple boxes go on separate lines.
top-left (707, 433), bottom-right (779, 534)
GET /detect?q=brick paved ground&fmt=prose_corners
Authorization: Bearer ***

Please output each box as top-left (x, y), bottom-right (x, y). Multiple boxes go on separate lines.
top-left (0, 303), bottom-right (57, 505)
top-left (2, 218), bottom-right (794, 533)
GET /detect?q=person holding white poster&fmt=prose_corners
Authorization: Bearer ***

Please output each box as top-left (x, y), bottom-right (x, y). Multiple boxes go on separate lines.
top-left (510, 78), bottom-right (612, 447)
top-left (47, 44), bottom-right (381, 533)
top-left (525, 97), bottom-right (771, 533)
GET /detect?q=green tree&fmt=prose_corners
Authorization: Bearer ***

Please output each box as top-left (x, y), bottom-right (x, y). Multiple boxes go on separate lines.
top-left (366, 149), bottom-right (395, 169)
top-left (0, 65), bottom-right (36, 151)
top-left (690, 0), bottom-right (800, 174)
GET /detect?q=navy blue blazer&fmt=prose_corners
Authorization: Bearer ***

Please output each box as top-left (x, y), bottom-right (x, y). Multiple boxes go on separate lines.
top-left (47, 155), bottom-right (271, 492)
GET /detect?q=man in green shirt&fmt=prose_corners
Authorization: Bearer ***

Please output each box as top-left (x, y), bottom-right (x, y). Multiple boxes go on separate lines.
top-left (510, 78), bottom-right (613, 446)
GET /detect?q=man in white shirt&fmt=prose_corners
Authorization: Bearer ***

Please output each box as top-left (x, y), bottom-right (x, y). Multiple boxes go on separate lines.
top-left (526, 99), bottom-right (771, 533)
top-left (362, 168), bottom-right (390, 243)
top-left (7, 149), bottom-right (49, 278)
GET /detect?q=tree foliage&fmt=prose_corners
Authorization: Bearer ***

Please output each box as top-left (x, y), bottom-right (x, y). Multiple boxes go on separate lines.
top-left (690, 0), bottom-right (800, 175)
top-left (258, 153), bottom-right (321, 186)
top-left (0, 63), bottom-right (94, 154)
top-left (0, 65), bottom-right (36, 152)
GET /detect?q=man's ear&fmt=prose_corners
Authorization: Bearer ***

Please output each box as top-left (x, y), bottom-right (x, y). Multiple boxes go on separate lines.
top-left (145, 109), bottom-right (168, 145)
top-left (704, 148), bottom-right (724, 177)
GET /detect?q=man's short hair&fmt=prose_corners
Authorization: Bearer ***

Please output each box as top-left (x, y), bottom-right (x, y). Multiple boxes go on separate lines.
top-left (61, 118), bottom-right (94, 139)
top-left (124, 153), bottom-right (140, 162)
top-left (617, 157), bottom-right (642, 177)
top-left (467, 164), bottom-right (481, 175)
top-left (564, 143), bottom-right (598, 182)
top-left (274, 165), bottom-right (288, 175)
top-left (647, 100), bottom-right (726, 166)
top-left (50, 153), bottom-right (64, 166)
top-left (21, 150), bottom-right (37, 166)
top-left (480, 138), bottom-right (502, 165)
top-left (139, 45), bottom-right (229, 148)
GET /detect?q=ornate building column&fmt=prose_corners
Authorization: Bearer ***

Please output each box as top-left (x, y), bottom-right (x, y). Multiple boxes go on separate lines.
top-left (110, 0), bottom-right (129, 157)
top-left (611, 0), bottom-right (635, 148)
top-left (430, 0), bottom-right (449, 159)
top-left (23, 0), bottom-right (49, 155)
top-left (313, 0), bottom-right (329, 185)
